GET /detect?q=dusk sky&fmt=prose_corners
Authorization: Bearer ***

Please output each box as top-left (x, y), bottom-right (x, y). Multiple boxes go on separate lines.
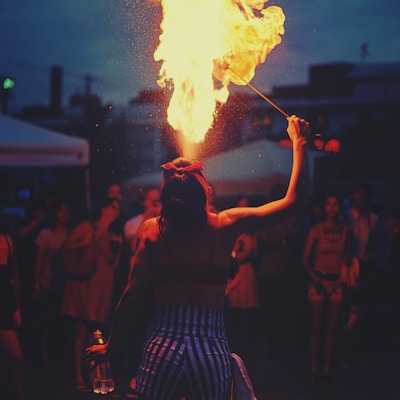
top-left (1, 0), bottom-right (399, 114)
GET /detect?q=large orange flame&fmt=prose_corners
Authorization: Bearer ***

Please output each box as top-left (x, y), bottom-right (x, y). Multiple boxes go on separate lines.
top-left (155, 0), bottom-right (285, 144)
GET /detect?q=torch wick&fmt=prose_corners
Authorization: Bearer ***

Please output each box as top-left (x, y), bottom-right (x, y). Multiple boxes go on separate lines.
top-left (228, 67), bottom-right (290, 119)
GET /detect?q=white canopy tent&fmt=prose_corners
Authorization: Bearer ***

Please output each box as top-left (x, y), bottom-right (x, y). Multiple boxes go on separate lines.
top-left (123, 139), bottom-right (323, 204)
top-left (0, 113), bottom-right (89, 166)
top-left (0, 113), bottom-right (90, 214)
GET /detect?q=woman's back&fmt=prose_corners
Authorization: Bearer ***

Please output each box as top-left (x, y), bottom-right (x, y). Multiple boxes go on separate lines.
top-left (132, 217), bottom-right (234, 400)
top-left (138, 217), bottom-right (232, 308)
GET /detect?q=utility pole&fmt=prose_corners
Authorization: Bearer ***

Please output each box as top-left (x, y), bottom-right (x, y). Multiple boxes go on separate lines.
top-left (360, 42), bottom-right (369, 63)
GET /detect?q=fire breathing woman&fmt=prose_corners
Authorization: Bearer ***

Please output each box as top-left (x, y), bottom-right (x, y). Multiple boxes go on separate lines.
top-left (87, 115), bottom-right (309, 400)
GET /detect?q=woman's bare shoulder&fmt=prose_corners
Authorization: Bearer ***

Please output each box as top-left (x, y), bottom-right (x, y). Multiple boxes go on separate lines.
top-left (137, 217), bottom-right (160, 240)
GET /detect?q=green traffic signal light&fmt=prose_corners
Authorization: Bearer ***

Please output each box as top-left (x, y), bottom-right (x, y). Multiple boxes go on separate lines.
top-left (2, 77), bottom-right (15, 90)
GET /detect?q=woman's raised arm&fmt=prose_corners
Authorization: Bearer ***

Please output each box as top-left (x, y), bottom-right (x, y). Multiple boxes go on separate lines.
top-left (217, 115), bottom-right (310, 234)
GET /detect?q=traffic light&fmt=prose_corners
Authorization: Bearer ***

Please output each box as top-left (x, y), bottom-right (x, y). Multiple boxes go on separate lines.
top-left (1, 75), bottom-right (16, 114)
top-left (2, 76), bottom-right (15, 90)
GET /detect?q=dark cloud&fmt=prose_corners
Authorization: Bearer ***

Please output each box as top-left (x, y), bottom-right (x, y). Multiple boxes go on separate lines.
top-left (0, 0), bottom-right (399, 112)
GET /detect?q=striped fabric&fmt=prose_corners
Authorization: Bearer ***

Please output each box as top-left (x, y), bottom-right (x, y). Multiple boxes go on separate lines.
top-left (136, 304), bottom-right (232, 400)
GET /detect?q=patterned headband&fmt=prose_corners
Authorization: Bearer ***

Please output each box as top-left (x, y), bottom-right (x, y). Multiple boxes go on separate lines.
top-left (160, 161), bottom-right (204, 175)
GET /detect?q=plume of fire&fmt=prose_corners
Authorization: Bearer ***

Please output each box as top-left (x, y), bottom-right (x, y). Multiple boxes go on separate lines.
top-left (154, 0), bottom-right (285, 145)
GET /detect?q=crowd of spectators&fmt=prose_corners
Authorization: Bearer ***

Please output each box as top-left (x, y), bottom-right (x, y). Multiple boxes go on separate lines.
top-left (1, 177), bottom-right (399, 399)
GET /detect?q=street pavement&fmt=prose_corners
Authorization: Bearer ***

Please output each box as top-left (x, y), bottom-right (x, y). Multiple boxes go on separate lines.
top-left (12, 356), bottom-right (399, 400)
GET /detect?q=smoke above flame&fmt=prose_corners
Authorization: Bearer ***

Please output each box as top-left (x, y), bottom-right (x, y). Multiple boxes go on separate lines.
top-left (154, 0), bottom-right (285, 144)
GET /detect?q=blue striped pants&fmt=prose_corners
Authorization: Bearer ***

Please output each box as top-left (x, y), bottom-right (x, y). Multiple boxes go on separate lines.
top-left (136, 304), bottom-right (232, 400)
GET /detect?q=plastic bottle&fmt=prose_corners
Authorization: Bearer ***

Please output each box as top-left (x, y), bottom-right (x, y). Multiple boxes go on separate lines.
top-left (88, 330), bottom-right (115, 394)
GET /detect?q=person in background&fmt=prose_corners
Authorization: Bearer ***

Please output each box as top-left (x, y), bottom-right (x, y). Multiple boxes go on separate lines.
top-left (104, 181), bottom-right (129, 306)
top-left (383, 189), bottom-right (400, 374)
top-left (0, 212), bottom-right (27, 400)
top-left (124, 187), bottom-right (161, 254)
top-left (60, 197), bottom-right (123, 392)
top-left (106, 183), bottom-right (123, 203)
top-left (100, 181), bottom-right (126, 242)
top-left (87, 115), bottom-right (309, 400)
top-left (234, 194), bottom-right (250, 208)
top-left (302, 192), bottom-right (352, 382)
top-left (225, 232), bottom-right (260, 368)
top-left (33, 199), bottom-right (73, 378)
top-left (256, 183), bottom-right (297, 363)
top-left (14, 197), bottom-right (48, 339)
top-left (344, 182), bottom-right (379, 367)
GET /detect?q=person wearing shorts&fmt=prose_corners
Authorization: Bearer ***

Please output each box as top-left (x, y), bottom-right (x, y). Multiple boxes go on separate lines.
top-left (303, 193), bottom-right (352, 382)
